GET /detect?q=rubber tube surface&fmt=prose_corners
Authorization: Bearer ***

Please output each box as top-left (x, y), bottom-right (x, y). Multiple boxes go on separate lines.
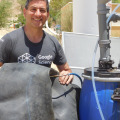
top-left (52, 78), bottom-right (79, 120)
top-left (0, 63), bottom-right (54, 120)
top-left (0, 63), bottom-right (79, 120)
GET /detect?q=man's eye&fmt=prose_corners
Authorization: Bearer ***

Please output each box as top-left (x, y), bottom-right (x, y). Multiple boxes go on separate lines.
top-left (40, 9), bottom-right (46, 13)
top-left (31, 9), bottom-right (36, 12)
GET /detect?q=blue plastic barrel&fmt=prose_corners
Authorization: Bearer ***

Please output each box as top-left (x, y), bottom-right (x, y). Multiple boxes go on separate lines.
top-left (79, 78), bottom-right (120, 120)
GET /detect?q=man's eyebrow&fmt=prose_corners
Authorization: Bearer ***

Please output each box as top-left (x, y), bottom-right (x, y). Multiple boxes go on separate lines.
top-left (29, 6), bottom-right (46, 9)
top-left (29, 6), bottom-right (37, 8)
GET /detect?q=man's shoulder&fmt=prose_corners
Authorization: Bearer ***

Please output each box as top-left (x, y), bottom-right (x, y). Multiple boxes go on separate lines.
top-left (6, 27), bottom-right (24, 37)
top-left (1, 27), bottom-right (24, 42)
top-left (44, 31), bottom-right (56, 39)
top-left (44, 31), bottom-right (59, 44)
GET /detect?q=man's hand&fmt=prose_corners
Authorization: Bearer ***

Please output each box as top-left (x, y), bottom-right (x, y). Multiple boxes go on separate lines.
top-left (59, 70), bottom-right (73, 85)
top-left (0, 62), bottom-right (3, 67)
top-left (57, 63), bottom-right (73, 85)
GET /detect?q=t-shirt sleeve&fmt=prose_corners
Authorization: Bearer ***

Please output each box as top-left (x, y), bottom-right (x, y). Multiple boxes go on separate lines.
top-left (0, 34), bottom-right (12, 63)
top-left (53, 40), bottom-right (67, 65)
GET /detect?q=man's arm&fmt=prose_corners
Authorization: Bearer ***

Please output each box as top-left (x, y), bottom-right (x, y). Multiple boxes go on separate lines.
top-left (0, 62), bottom-right (3, 67)
top-left (57, 62), bottom-right (73, 85)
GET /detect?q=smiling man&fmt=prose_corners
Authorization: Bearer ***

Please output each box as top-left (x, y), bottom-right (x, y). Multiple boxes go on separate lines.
top-left (0, 0), bottom-right (73, 85)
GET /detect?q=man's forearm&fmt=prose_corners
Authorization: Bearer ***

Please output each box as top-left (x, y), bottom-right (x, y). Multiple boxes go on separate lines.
top-left (0, 62), bottom-right (3, 67)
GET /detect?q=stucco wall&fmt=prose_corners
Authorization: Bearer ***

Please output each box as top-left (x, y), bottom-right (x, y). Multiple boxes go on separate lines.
top-left (73, 0), bottom-right (98, 35)
top-left (61, 2), bottom-right (73, 32)
top-left (111, 3), bottom-right (120, 37)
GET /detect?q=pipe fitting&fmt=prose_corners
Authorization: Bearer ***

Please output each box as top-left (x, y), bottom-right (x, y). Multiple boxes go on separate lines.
top-left (109, 13), bottom-right (120, 22)
top-left (97, 0), bottom-right (111, 14)
top-left (97, 0), bottom-right (111, 5)
top-left (98, 40), bottom-right (111, 45)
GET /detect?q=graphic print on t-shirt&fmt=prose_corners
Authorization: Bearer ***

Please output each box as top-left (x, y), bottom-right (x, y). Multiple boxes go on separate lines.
top-left (18, 53), bottom-right (53, 65)
top-left (18, 53), bottom-right (36, 63)
top-left (38, 54), bottom-right (53, 65)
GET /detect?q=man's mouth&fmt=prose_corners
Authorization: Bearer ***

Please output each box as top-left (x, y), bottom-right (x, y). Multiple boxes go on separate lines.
top-left (34, 18), bottom-right (42, 22)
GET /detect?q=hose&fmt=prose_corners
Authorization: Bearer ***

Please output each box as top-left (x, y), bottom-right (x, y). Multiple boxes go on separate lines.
top-left (92, 38), bottom-right (105, 120)
top-left (50, 73), bottom-right (83, 85)
top-left (69, 73), bottom-right (83, 84)
top-left (106, 4), bottom-right (120, 26)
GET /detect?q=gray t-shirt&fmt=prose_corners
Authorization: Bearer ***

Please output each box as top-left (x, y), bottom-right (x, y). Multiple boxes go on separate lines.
top-left (0, 27), bottom-right (67, 67)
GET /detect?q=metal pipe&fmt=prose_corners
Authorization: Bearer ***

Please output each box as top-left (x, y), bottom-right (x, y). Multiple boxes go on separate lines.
top-left (97, 0), bottom-right (110, 5)
top-left (97, 0), bottom-right (114, 70)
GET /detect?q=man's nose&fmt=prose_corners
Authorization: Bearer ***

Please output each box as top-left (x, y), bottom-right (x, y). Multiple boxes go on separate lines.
top-left (35, 9), bottom-right (41, 16)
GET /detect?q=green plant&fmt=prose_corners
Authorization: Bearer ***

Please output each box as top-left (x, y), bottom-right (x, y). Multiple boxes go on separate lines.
top-left (0, 0), bottom-right (11, 28)
top-left (17, 0), bottom-right (26, 12)
top-left (112, 0), bottom-right (120, 3)
top-left (49, 0), bottom-right (72, 26)
top-left (17, 14), bottom-right (26, 26)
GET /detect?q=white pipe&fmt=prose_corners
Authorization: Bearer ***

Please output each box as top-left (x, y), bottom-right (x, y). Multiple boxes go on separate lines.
top-left (45, 21), bottom-right (59, 36)
top-left (62, 32), bottom-right (65, 52)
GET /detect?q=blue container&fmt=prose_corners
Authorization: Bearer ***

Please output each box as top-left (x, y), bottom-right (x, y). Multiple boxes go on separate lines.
top-left (79, 78), bottom-right (120, 120)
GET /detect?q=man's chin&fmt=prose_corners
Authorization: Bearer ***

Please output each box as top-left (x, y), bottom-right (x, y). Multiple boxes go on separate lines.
top-left (32, 25), bottom-right (43, 29)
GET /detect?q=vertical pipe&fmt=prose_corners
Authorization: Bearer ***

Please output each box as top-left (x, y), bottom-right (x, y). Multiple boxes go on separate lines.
top-left (97, 0), bottom-right (113, 70)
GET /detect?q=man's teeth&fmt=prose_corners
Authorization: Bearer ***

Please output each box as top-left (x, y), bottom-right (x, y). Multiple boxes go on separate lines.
top-left (35, 19), bottom-right (41, 21)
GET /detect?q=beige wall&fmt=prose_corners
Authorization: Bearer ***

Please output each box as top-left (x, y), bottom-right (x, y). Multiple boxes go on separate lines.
top-left (61, 3), bottom-right (120, 36)
top-left (61, 2), bottom-right (73, 32)
top-left (111, 4), bottom-right (120, 37)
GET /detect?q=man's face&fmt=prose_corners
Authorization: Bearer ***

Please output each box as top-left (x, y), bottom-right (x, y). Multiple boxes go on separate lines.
top-left (24, 0), bottom-right (49, 29)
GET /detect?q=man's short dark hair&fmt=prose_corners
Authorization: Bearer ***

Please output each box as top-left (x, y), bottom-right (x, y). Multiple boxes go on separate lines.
top-left (25, 0), bottom-right (49, 12)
